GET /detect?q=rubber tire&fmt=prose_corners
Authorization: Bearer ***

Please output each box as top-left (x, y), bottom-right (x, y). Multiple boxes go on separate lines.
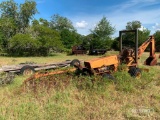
top-left (128, 67), bottom-right (141, 77)
top-left (102, 73), bottom-right (115, 80)
top-left (20, 65), bottom-right (35, 76)
top-left (70, 59), bottom-right (80, 67)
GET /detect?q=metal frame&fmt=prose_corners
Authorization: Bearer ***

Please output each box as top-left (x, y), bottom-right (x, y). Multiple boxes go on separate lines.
top-left (119, 29), bottom-right (138, 63)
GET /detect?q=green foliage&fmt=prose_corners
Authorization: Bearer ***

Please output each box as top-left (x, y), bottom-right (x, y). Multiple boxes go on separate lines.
top-left (111, 21), bottom-right (150, 51)
top-left (0, 57), bottom-right (160, 120)
top-left (0, 0), bottom-right (18, 46)
top-left (0, 0), bottom-right (158, 56)
top-left (19, 0), bottom-right (38, 33)
top-left (138, 29), bottom-right (150, 45)
top-left (123, 20), bottom-right (150, 47)
top-left (0, 0), bottom-right (38, 34)
top-left (8, 34), bottom-right (40, 56)
top-left (50, 14), bottom-right (75, 32)
top-left (0, 0), bottom-right (18, 19)
top-left (0, 17), bottom-right (17, 49)
top-left (39, 18), bottom-right (49, 27)
top-left (60, 29), bottom-right (82, 49)
top-left (154, 30), bottom-right (160, 51)
top-left (114, 71), bottom-right (135, 93)
top-left (126, 21), bottom-right (141, 30)
top-left (104, 39), bottom-right (114, 50)
top-left (111, 37), bottom-right (119, 50)
top-left (81, 34), bottom-right (93, 50)
top-left (0, 0), bottom-right (18, 39)
top-left (32, 19), bottom-right (39, 26)
top-left (8, 24), bottom-right (63, 56)
top-left (0, 31), bottom-right (5, 51)
top-left (33, 24), bottom-right (63, 54)
top-left (0, 0), bottom-right (38, 53)
top-left (90, 16), bottom-right (115, 49)
top-left (50, 14), bottom-right (81, 50)
top-left (91, 16), bottom-right (115, 38)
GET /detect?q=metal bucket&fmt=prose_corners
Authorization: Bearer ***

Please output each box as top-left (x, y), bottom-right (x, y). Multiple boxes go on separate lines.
top-left (144, 56), bottom-right (157, 66)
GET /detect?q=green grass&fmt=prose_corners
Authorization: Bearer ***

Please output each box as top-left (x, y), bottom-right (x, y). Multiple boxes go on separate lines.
top-left (0, 51), bottom-right (160, 120)
top-left (0, 53), bottom-right (100, 66)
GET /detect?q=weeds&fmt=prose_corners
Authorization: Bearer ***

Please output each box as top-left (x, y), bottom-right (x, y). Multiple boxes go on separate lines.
top-left (0, 53), bottom-right (160, 119)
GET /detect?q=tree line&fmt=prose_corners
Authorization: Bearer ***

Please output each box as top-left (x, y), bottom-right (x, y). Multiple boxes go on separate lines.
top-left (0, 0), bottom-right (160, 56)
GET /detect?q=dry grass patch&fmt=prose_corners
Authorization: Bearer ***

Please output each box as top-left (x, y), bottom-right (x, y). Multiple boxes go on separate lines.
top-left (0, 51), bottom-right (160, 120)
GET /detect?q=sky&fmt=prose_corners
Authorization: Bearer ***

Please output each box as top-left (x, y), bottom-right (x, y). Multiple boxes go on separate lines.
top-left (10, 0), bottom-right (160, 37)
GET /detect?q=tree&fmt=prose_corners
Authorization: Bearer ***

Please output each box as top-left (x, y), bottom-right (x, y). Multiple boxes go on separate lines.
top-left (50, 14), bottom-right (83, 49)
top-left (123, 20), bottom-right (150, 47)
top-left (0, 0), bottom-right (38, 33)
top-left (138, 28), bottom-right (150, 45)
top-left (154, 30), bottom-right (160, 51)
top-left (8, 34), bottom-right (40, 56)
top-left (82, 34), bottom-right (93, 50)
top-left (39, 18), bottom-right (49, 27)
top-left (126, 21), bottom-right (141, 30)
top-left (0, 0), bottom-right (18, 49)
top-left (50, 14), bottom-right (75, 32)
top-left (90, 16), bottom-right (115, 49)
top-left (111, 37), bottom-right (119, 50)
top-left (0, 0), bottom-right (18, 19)
top-left (0, 0), bottom-right (38, 52)
top-left (8, 17), bottom-right (63, 56)
top-left (60, 29), bottom-right (76, 49)
top-left (8, 25), bottom-right (63, 56)
top-left (91, 17), bottom-right (115, 39)
top-left (0, 17), bottom-right (17, 48)
top-left (0, 30), bottom-right (5, 51)
top-left (33, 24), bottom-right (63, 55)
top-left (19, 0), bottom-right (38, 33)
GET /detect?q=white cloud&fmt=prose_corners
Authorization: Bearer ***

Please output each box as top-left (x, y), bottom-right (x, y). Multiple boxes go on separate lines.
top-left (138, 26), bottom-right (147, 31)
top-left (100, 0), bottom-right (160, 36)
top-left (152, 23), bottom-right (160, 31)
top-left (69, 0), bottom-right (160, 36)
top-left (75, 21), bottom-right (88, 28)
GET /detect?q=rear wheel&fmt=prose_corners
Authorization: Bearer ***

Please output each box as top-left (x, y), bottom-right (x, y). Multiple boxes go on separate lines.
top-left (70, 59), bottom-right (80, 67)
top-left (20, 65), bottom-right (35, 76)
top-left (128, 67), bottom-right (141, 78)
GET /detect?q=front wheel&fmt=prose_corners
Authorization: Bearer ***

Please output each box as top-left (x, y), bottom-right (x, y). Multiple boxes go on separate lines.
top-left (128, 67), bottom-right (141, 78)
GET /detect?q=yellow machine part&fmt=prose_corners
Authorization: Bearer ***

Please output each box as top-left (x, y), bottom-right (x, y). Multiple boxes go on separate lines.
top-left (84, 55), bottom-right (119, 69)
